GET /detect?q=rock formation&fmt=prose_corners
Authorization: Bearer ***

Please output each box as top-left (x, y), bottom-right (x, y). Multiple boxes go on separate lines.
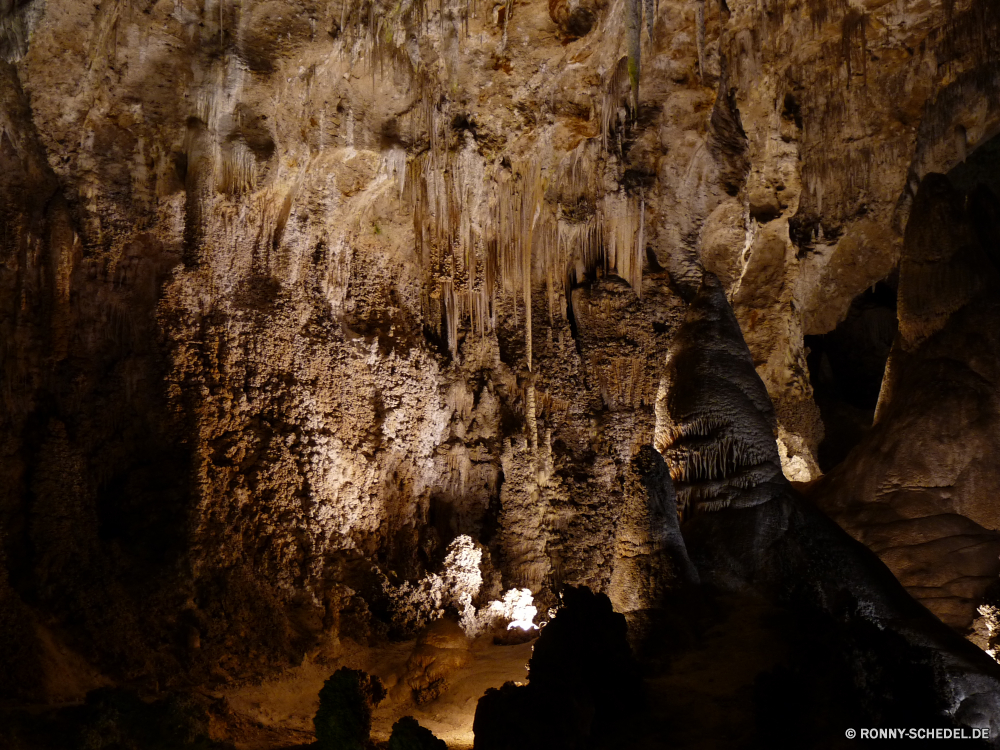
top-left (472, 585), bottom-right (643, 750)
top-left (813, 172), bottom-right (1000, 631)
top-left (661, 273), bottom-right (1000, 742)
top-left (2, 0), bottom-right (1000, 744)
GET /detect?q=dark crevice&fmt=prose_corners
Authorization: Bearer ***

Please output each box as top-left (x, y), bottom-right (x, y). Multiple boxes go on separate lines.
top-left (806, 279), bottom-right (897, 472)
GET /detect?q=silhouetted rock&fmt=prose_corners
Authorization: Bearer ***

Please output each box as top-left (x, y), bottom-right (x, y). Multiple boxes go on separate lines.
top-left (387, 716), bottom-right (448, 750)
top-left (314, 668), bottom-right (386, 750)
top-left (662, 272), bottom-right (1000, 742)
top-left (755, 600), bottom-right (958, 748)
top-left (473, 586), bottom-right (642, 750)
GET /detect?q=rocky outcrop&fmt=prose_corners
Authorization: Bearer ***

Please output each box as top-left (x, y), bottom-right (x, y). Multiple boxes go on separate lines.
top-left (2, 0), bottom-right (1000, 714)
top-left (812, 173), bottom-right (1000, 631)
top-left (468, 271), bottom-right (1000, 745)
top-left (660, 272), bottom-right (1000, 741)
top-left (404, 618), bottom-right (472, 703)
top-left (708, 0), bottom-right (1000, 480)
top-left (472, 586), bottom-right (643, 750)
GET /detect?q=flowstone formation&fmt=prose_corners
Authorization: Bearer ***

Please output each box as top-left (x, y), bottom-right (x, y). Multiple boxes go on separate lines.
top-left (655, 273), bottom-right (786, 519)
top-left (658, 272), bottom-right (1000, 741)
top-left (812, 172), bottom-right (1000, 632)
top-left (2, 0), bottom-right (1000, 739)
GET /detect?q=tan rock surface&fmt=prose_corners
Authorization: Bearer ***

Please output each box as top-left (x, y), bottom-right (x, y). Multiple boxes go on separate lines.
top-left (1, 0), bottom-right (1000, 704)
top-left (812, 173), bottom-right (1000, 631)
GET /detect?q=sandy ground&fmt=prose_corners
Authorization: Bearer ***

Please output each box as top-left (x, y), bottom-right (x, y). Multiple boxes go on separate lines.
top-left (0, 595), bottom-right (794, 749)
top-left (220, 636), bottom-right (535, 749)
top-left (216, 595), bottom-right (792, 749)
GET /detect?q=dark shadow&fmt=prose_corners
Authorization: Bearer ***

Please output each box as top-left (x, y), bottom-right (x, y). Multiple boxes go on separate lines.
top-left (806, 279), bottom-right (897, 472)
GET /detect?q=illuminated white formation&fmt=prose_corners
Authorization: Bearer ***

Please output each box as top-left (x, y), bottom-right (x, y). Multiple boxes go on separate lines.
top-left (462, 587), bottom-right (538, 635)
top-left (384, 534), bottom-right (538, 635)
top-left (387, 535), bottom-right (484, 633)
top-left (488, 588), bottom-right (539, 632)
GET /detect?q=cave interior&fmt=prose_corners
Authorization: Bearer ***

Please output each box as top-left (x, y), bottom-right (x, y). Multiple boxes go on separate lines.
top-left (2, 0), bottom-right (1000, 747)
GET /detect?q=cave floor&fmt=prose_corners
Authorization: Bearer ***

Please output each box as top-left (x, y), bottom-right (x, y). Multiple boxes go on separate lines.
top-left (214, 636), bottom-right (535, 749)
top-left (212, 594), bottom-right (791, 749)
top-left (0, 594), bottom-right (794, 749)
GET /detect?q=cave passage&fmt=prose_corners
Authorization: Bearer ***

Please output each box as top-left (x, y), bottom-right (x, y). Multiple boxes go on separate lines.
top-left (806, 279), bottom-right (897, 472)
top-left (950, 127), bottom-right (1000, 199)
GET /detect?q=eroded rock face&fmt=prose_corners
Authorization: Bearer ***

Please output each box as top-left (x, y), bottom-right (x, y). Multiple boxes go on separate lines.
top-left (1, 0), bottom-right (999, 707)
top-left (812, 173), bottom-right (1000, 632)
top-left (2, 0), bottom-right (697, 691)
top-left (710, 0), bottom-right (1000, 480)
top-left (659, 272), bottom-right (1000, 741)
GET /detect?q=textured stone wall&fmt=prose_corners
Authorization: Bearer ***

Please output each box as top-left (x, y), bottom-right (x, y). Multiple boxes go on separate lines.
top-left (1, 0), bottom-right (999, 696)
top-left (813, 172), bottom-right (1000, 631)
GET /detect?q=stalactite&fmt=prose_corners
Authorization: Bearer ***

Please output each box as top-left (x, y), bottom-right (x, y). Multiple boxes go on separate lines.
top-left (500, 0), bottom-right (515, 52)
top-left (603, 56), bottom-right (631, 151)
top-left (601, 191), bottom-right (643, 294)
top-left (218, 141), bottom-right (257, 194)
top-left (841, 10), bottom-right (868, 88)
top-left (696, 0), bottom-right (706, 82)
top-left (564, 216), bottom-right (603, 282)
top-left (526, 383), bottom-right (539, 456)
top-left (469, 286), bottom-right (492, 337)
top-left (88, 0), bottom-right (132, 72)
top-left (382, 146), bottom-right (408, 200)
top-left (1, 10), bottom-right (29, 61)
top-left (443, 279), bottom-right (459, 355)
top-left (596, 356), bottom-right (646, 410)
top-left (638, 193), bottom-right (645, 288)
top-left (626, 0), bottom-right (642, 111)
top-left (394, 91), bottom-right (644, 382)
top-left (560, 140), bottom-right (598, 198)
top-left (402, 98), bottom-right (504, 352)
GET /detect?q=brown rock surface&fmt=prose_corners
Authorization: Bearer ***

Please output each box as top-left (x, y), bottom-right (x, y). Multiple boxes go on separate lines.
top-left (1, 0), bottom-right (1000, 720)
top-left (812, 172), bottom-right (1000, 631)
top-left (405, 618), bottom-right (473, 703)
